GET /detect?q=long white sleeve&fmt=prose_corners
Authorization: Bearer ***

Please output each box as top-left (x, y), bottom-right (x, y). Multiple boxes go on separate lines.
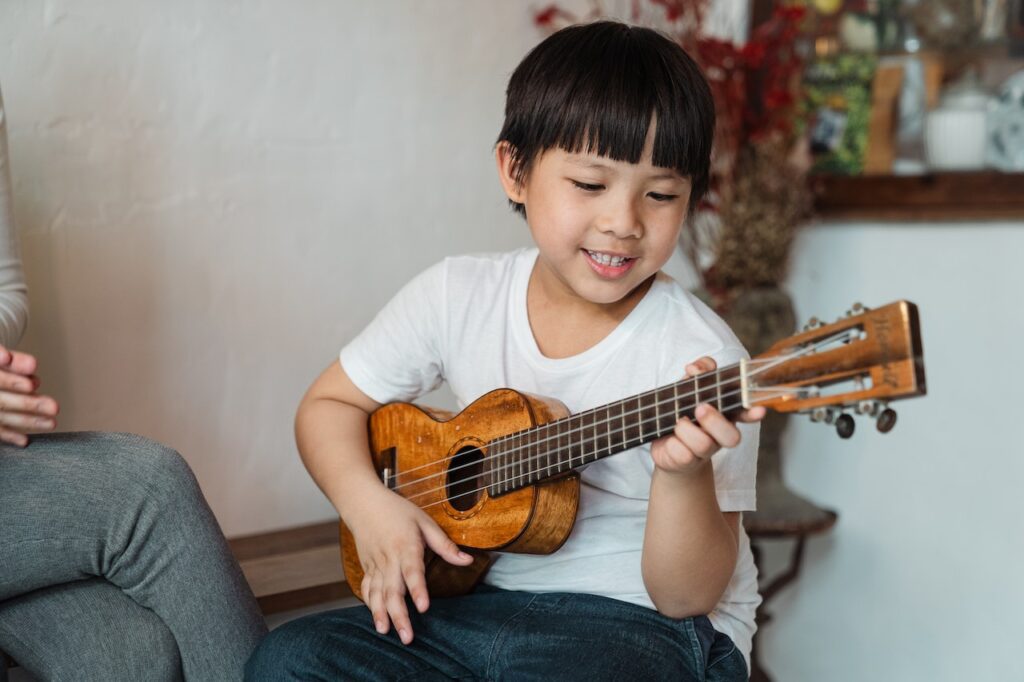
top-left (0, 85), bottom-right (29, 348)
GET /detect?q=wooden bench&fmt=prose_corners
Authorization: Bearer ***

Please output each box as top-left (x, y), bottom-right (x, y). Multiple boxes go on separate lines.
top-left (228, 519), bottom-right (353, 615)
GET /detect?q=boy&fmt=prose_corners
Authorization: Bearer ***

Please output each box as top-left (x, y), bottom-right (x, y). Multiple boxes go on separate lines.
top-left (247, 21), bottom-right (764, 681)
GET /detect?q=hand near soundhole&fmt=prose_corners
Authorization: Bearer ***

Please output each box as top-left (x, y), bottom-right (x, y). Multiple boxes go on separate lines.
top-left (649, 356), bottom-right (765, 476)
top-left (348, 488), bottom-right (474, 645)
top-left (0, 345), bottom-right (59, 447)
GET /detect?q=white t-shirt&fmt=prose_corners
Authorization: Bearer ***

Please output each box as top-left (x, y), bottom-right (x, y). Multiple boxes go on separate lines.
top-left (340, 248), bottom-right (761, 667)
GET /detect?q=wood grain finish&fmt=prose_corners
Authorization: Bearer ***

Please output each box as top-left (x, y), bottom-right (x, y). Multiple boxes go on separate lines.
top-left (813, 172), bottom-right (1024, 220)
top-left (228, 520), bottom-right (353, 615)
top-left (339, 301), bottom-right (926, 600)
top-left (753, 301), bottom-right (925, 412)
top-left (340, 389), bottom-right (581, 600)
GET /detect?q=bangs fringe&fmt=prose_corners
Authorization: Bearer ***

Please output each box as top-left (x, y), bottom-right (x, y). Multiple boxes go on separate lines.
top-left (499, 21), bottom-right (714, 214)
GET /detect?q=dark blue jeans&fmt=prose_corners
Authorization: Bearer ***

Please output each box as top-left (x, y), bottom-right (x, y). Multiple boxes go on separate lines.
top-left (246, 586), bottom-right (747, 681)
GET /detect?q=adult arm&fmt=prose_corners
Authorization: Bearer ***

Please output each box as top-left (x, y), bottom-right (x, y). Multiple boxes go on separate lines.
top-left (0, 85), bottom-right (29, 347)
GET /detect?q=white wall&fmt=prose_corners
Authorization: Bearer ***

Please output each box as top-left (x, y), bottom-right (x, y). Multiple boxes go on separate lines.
top-left (1, 0), bottom-right (537, 536)
top-left (765, 221), bottom-right (1024, 681)
top-left (2, 2), bottom-right (1022, 680)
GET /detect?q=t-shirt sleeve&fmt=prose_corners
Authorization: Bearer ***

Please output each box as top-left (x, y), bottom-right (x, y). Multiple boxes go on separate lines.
top-left (339, 260), bottom-right (447, 404)
top-left (707, 344), bottom-right (759, 513)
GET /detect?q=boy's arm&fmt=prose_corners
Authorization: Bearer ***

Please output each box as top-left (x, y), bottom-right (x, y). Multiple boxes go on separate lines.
top-left (641, 357), bottom-right (761, 618)
top-left (295, 360), bottom-right (386, 520)
top-left (642, 466), bottom-right (740, 617)
top-left (295, 360), bottom-right (473, 644)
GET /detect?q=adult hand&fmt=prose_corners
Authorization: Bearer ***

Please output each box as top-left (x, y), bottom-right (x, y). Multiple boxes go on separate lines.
top-left (0, 344), bottom-right (59, 447)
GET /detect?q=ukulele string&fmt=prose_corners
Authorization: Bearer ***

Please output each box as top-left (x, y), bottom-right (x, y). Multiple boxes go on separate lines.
top-left (388, 353), bottom-right (788, 489)
top-left (388, 329), bottom-right (849, 494)
top-left (388, 372), bottom-right (749, 494)
top-left (415, 390), bottom-right (787, 511)
top-left (400, 385), bottom-right (812, 509)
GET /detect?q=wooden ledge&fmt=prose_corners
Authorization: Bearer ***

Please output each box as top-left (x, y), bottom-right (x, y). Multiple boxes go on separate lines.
top-left (228, 520), bottom-right (352, 615)
top-left (812, 172), bottom-right (1024, 221)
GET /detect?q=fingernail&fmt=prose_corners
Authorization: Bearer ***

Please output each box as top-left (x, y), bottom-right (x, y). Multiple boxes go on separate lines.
top-left (695, 404), bottom-right (708, 418)
top-left (399, 628), bottom-right (410, 643)
top-left (375, 620), bottom-right (386, 634)
top-left (458, 551), bottom-right (471, 560)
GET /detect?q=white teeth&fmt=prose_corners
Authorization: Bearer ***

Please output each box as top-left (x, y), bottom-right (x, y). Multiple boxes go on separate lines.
top-left (587, 250), bottom-right (629, 267)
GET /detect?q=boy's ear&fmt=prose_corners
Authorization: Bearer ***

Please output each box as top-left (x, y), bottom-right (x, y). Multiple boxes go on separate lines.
top-left (495, 141), bottom-right (526, 204)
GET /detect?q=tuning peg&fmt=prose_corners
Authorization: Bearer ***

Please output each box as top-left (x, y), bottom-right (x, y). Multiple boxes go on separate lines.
top-left (802, 316), bottom-right (824, 332)
top-left (844, 302), bottom-right (868, 318)
top-left (857, 400), bottom-right (880, 416)
top-left (876, 408), bottom-right (897, 434)
top-left (835, 413), bottom-right (855, 439)
top-left (810, 406), bottom-right (835, 423)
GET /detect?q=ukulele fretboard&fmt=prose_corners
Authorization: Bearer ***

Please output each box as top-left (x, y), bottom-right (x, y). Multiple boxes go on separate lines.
top-left (484, 364), bottom-right (744, 496)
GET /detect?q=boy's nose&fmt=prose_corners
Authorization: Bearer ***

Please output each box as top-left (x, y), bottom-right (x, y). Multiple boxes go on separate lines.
top-left (597, 199), bottom-right (644, 239)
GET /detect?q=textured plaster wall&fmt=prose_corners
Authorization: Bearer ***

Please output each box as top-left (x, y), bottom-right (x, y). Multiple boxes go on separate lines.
top-left (2, 2), bottom-right (1022, 680)
top-left (1, 0), bottom-right (537, 536)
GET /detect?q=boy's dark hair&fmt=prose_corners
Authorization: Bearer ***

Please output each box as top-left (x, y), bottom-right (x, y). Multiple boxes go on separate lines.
top-left (497, 21), bottom-right (715, 218)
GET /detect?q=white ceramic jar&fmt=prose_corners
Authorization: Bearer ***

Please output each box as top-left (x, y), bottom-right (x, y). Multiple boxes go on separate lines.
top-left (925, 75), bottom-right (992, 170)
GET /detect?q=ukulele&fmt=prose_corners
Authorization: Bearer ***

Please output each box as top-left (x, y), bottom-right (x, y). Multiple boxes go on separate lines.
top-left (339, 300), bottom-right (926, 600)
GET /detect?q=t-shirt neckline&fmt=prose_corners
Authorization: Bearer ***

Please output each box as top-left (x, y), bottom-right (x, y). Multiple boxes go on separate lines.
top-left (512, 248), bottom-right (662, 372)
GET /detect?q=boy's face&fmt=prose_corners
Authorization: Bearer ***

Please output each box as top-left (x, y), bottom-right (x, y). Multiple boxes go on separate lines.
top-left (497, 125), bottom-right (691, 310)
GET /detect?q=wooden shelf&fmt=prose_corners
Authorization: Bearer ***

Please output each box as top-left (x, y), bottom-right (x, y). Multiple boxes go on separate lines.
top-left (812, 171), bottom-right (1024, 221)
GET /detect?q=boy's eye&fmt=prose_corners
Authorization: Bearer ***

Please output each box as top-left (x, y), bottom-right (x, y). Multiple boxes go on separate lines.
top-left (648, 192), bottom-right (679, 202)
top-left (571, 180), bottom-right (604, 192)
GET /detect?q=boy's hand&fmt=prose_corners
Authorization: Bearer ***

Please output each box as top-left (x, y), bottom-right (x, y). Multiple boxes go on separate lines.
top-left (0, 345), bottom-right (59, 447)
top-left (650, 356), bottom-right (765, 477)
top-left (347, 488), bottom-right (474, 645)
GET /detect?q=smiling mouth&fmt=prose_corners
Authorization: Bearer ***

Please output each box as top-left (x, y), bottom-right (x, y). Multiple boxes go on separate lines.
top-left (584, 249), bottom-right (635, 267)
top-left (582, 249), bottom-right (638, 278)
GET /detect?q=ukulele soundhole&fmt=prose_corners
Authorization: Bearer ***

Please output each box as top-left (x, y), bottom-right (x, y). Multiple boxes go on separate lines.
top-left (446, 445), bottom-right (484, 512)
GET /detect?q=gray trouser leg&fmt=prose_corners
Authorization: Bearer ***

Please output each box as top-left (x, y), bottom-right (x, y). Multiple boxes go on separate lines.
top-left (0, 578), bottom-right (182, 681)
top-left (0, 432), bottom-right (268, 681)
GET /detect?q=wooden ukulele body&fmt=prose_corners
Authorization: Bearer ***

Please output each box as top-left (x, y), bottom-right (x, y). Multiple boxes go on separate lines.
top-left (339, 388), bottom-right (581, 600)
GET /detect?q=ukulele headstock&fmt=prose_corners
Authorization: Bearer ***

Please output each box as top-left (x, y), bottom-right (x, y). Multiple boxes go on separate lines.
top-left (743, 300), bottom-right (926, 438)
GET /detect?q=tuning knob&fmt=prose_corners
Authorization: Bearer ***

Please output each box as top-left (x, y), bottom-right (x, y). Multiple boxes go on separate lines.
top-left (845, 302), bottom-right (868, 317)
top-left (876, 408), bottom-right (897, 434)
top-left (857, 400), bottom-right (880, 416)
top-left (803, 316), bottom-right (824, 332)
top-left (835, 413), bottom-right (855, 438)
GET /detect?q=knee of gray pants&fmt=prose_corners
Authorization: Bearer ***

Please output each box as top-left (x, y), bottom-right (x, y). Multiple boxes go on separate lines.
top-left (94, 432), bottom-right (198, 494)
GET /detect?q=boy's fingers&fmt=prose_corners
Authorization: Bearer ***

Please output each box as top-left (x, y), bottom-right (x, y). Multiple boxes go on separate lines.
top-left (654, 433), bottom-right (692, 463)
top-left (684, 356), bottom-right (717, 377)
top-left (420, 519), bottom-right (473, 566)
top-left (402, 560), bottom-right (430, 614)
top-left (694, 404), bottom-right (741, 449)
top-left (673, 417), bottom-right (715, 458)
top-left (367, 571), bottom-right (389, 635)
top-left (737, 406), bottom-right (767, 423)
top-left (383, 568), bottom-right (412, 644)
